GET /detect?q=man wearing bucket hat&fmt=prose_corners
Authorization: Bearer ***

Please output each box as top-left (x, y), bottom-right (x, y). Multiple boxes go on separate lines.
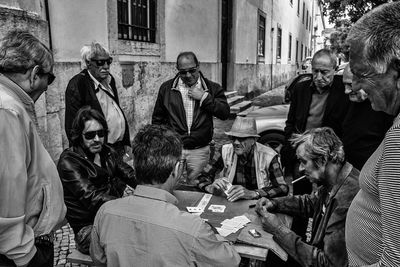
top-left (197, 117), bottom-right (288, 202)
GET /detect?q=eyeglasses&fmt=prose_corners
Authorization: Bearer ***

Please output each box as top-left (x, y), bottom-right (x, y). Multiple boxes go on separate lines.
top-left (83, 129), bottom-right (106, 140)
top-left (38, 68), bottom-right (56, 85)
top-left (229, 136), bottom-right (248, 142)
top-left (178, 67), bottom-right (198, 76)
top-left (90, 57), bottom-right (113, 67)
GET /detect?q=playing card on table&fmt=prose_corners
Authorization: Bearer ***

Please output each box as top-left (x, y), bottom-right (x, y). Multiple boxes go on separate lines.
top-left (208, 204), bottom-right (226, 213)
top-left (186, 207), bottom-right (203, 213)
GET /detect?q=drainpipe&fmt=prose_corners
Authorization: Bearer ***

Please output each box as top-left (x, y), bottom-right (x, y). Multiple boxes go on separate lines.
top-left (44, 0), bottom-right (53, 50)
top-left (270, 0), bottom-right (274, 90)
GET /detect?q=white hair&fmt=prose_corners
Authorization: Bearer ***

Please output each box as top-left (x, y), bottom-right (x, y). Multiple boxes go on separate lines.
top-left (80, 42), bottom-right (110, 69)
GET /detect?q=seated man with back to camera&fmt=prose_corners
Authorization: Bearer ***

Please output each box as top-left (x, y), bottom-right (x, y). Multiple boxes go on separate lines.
top-left (256, 127), bottom-right (359, 267)
top-left (57, 106), bottom-right (136, 254)
top-left (197, 117), bottom-right (288, 202)
top-left (91, 124), bottom-right (240, 266)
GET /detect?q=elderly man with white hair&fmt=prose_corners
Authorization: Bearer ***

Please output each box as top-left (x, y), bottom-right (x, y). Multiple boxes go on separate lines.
top-left (65, 42), bottom-right (130, 159)
top-left (256, 127), bottom-right (359, 267)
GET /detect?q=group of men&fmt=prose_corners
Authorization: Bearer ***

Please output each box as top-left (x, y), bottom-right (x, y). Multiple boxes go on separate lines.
top-left (2, 1), bottom-right (400, 266)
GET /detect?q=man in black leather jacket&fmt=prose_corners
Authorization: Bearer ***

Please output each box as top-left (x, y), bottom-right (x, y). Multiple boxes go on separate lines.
top-left (57, 106), bottom-right (136, 254)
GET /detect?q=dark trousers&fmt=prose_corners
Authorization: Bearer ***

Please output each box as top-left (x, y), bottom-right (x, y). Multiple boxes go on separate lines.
top-left (0, 240), bottom-right (53, 267)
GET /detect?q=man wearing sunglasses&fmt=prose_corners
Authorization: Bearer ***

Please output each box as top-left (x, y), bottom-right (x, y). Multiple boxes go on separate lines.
top-left (197, 117), bottom-right (288, 202)
top-left (152, 51), bottom-right (230, 187)
top-left (65, 42), bottom-right (130, 160)
top-left (0, 30), bottom-right (66, 267)
top-left (57, 106), bottom-right (136, 255)
top-left (91, 124), bottom-right (240, 266)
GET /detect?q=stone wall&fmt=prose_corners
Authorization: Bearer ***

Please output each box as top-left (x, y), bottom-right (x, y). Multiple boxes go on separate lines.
top-left (232, 63), bottom-right (297, 99)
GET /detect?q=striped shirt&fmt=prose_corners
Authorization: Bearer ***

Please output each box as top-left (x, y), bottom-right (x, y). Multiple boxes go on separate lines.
top-left (346, 114), bottom-right (400, 266)
top-left (176, 78), bottom-right (198, 135)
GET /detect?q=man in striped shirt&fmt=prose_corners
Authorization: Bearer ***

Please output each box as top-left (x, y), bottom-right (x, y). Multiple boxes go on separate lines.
top-left (345, 2), bottom-right (400, 266)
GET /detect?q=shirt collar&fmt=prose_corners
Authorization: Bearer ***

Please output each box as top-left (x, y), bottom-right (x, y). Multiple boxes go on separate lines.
top-left (0, 74), bottom-right (38, 126)
top-left (87, 70), bottom-right (111, 92)
top-left (134, 185), bottom-right (178, 205)
top-left (174, 77), bottom-right (201, 90)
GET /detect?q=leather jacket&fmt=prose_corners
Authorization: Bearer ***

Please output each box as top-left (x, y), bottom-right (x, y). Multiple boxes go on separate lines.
top-left (57, 144), bottom-right (136, 234)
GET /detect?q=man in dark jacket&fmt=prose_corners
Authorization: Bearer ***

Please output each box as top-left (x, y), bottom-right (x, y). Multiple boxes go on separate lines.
top-left (57, 107), bottom-right (136, 254)
top-left (256, 127), bottom-right (359, 267)
top-left (152, 51), bottom-right (230, 186)
top-left (281, 49), bottom-right (350, 195)
top-left (65, 42), bottom-right (130, 159)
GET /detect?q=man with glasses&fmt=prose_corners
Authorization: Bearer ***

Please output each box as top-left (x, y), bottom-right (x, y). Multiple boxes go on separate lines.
top-left (197, 117), bottom-right (288, 202)
top-left (91, 124), bottom-right (240, 266)
top-left (57, 106), bottom-right (136, 254)
top-left (65, 42), bottom-right (130, 160)
top-left (281, 49), bottom-right (349, 195)
top-left (152, 51), bottom-right (230, 187)
top-left (0, 30), bottom-right (66, 267)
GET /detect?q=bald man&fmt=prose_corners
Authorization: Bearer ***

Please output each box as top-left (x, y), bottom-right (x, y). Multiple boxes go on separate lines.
top-left (342, 64), bottom-right (393, 170)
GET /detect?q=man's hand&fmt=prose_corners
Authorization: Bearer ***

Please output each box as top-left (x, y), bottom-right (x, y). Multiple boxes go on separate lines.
top-left (226, 185), bottom-right (256, 202)
top-left (256, 204), bottom-right (283, 233)
top-left (189, 86), bottom-right (205, 100)
top-left (256, 197), bottom-right (276, 212)
top-left (206, 178), bottom-right (228, 194)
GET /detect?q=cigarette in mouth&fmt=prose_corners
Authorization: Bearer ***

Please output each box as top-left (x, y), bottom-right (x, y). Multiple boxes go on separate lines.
top-left (292, 175), bottom-right (306, 184)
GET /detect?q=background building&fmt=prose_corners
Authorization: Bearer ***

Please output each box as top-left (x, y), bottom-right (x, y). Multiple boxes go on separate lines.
top-left (0, 0), bottom-right (321, 160)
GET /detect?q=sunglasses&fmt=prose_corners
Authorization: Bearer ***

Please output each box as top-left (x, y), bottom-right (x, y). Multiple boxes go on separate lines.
top-left (91, 57), bottom-right (113, 67)
top-left (229, 136), bottom-right (248, 142)
top-left (178, 67), bottom-right (197, 76)
top-left (83, 129), bottom-right (106, 140)
top-left (38, 68), bottom-right (56, 85)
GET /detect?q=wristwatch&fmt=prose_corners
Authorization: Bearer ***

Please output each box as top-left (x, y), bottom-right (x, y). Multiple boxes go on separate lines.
top-left (254, 190), bottom-right (261, 199)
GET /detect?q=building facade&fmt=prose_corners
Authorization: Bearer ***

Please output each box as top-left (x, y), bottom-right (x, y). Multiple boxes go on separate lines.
top-left (0, 0), bottom-right (320, 160)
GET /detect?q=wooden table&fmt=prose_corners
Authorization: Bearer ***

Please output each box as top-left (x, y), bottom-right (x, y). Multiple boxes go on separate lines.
top-left (174, 190), bottom-right (292, 261)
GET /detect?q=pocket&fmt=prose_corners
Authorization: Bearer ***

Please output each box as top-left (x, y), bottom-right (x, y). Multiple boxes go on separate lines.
top-left (33, 184), bottom-right (51, 235)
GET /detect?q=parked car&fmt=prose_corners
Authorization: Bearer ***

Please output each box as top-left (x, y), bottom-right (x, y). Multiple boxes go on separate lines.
top-left (297, 57), bottom-right (312, 75)
top-left (243, 104), bottom-right (289, 150)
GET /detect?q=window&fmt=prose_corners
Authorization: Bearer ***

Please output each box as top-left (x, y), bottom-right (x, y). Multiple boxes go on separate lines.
top-left (297, 0), bottom-right (300, 16)
top-left (306, 10), bottom-right (309, 29)
top-left (302, 1), bottom-right (305, 24)
top-left (301, 44), bottom-right (303, 61)
top-left (288, 34), bottom-right (292, 61)
top-left (309, 17), bottom-right (312, 32)
top-left (305, 46), bottom-right (307, 58)
top-left (117, 0), bottom-right (157, 42)
top-left (277, 26), bottom-right (282, 60)
top-left (296, 40), bottom-right (299, 63)
top-left (258, 13), bottom-right (266, 57)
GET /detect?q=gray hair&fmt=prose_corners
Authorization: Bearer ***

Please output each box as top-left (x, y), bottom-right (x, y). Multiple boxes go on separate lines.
top-left (291, 127), bottom-right (345, 167)
top-left (0, 30), bottom-right (53, 74)
top-left (80, 42), bottom-right (110, 69)
top-left (347, 2), bottom-right (400, 74)
top-left (312, 49), bottom-right (338, 69)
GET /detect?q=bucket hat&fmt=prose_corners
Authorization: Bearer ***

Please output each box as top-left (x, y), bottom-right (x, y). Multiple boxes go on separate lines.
top-left (225, 117), bottom-right (260, 138)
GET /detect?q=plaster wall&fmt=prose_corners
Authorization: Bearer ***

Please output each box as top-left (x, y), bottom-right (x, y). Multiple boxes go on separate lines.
top-left (48, 0), bottom-right (109, 62)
